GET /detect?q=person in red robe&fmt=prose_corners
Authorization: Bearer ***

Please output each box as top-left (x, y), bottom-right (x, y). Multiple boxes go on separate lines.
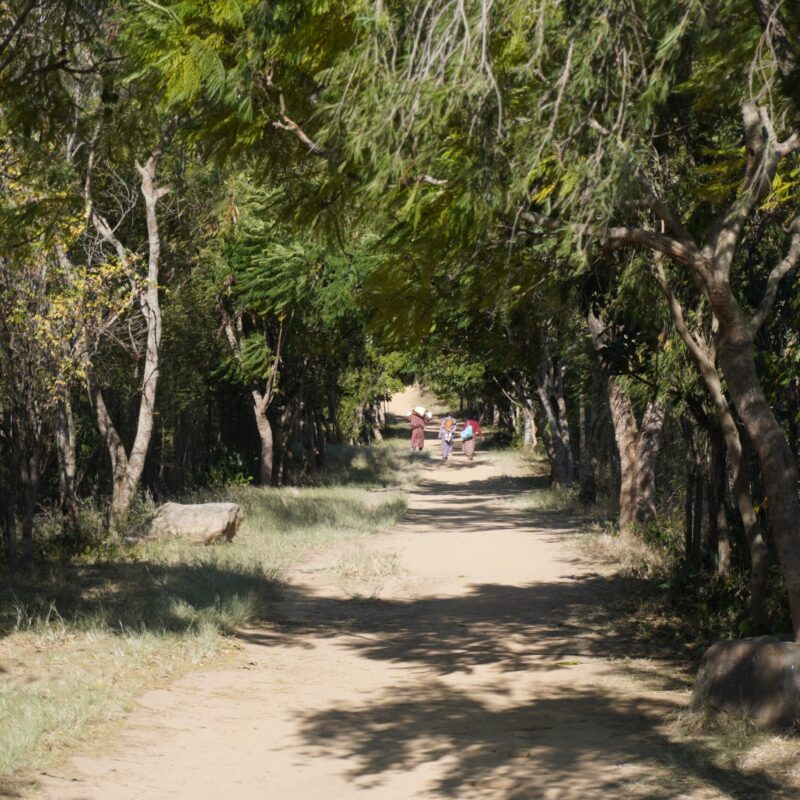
top-left (407, 410), bottom-right (427, 451)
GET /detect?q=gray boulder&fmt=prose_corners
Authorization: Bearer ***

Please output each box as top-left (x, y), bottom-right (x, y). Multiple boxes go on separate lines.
top-left (143, 502), bottom-right (243, 544)
top-left (692, 636), bottom-right (800, 728)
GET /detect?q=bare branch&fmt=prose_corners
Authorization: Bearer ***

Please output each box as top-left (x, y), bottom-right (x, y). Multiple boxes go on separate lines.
top-left (750, 214), bottom-right (800, 333)
top-left (272, 93), bottom-right (326, 156)
top-left (652, 258), bottom-right (713, 371)
top-left (750, 0), bottom-right (799, 82)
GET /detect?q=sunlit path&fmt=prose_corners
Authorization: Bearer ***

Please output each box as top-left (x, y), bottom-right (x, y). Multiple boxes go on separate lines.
top-left (28, 391), bottom-right (776, 800)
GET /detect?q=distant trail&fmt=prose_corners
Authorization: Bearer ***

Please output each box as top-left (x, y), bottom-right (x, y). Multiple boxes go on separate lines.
top-left (32, 390), bottom-right (761, 799)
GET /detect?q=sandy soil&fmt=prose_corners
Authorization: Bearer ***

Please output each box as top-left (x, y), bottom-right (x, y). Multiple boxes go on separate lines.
top-left (31, 391), bottom-right (779, 800)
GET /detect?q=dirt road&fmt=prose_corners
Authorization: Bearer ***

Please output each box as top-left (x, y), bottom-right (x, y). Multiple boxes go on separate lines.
top-left (33, 397), bottom-right (775, 799)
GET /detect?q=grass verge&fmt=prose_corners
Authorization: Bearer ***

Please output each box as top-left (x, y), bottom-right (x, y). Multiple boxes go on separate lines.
top-left (0, 443), bottom-right (409, 787)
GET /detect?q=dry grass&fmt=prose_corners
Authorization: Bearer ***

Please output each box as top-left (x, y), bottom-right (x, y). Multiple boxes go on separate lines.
top-left (664, 709), bottom-right (800, 796)
top-left (0, 444), bottom-right (410, 784)
top-left (332, 545), bottom-right (404, 598)
top-left (581, 525), bottom-right (674, 580)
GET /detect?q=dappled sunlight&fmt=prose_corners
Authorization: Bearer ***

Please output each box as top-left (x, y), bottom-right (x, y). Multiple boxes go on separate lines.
top-left (298, 681), bottom-right (777, 799)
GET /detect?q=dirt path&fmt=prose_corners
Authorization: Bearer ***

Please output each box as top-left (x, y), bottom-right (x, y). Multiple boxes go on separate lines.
top-left (32, 399), bottom-right (775, 799)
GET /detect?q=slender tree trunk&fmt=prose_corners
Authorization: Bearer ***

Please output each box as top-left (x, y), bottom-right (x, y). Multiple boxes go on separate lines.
top-left (278, 399), bottom-right (298, 486)
top-left (19, 450), bottom-right (39, 567)
top-left (535, 358), bottom-right (574, 487)
top-left (88, 143), bottom-right (170, 530)
top-left (535, 402), bottom-right (556, 466)
top-left (0, 411), bottom-right (16, 572)
top-left (684, 435), bottom-right (695, 562)
top-left (54, 397), bottom-right (79, 530)
top-left (633, 400), bottom-right (665, 525)
top-left (371, 403), bottom-right (384, 442)
top-left (692, 448), bottom-right (704, 569)
top-left (253, 394), bottom-right (274, 486)
top-left (607, 380), bottom-right (643, 531)
top-left (708, 429), bottom-right (732, 578)
top-left (714, 315), bottom-right (788, 631)
top-left (579, 393), bottom-right (597, 504)
top-left (299, 399), bottom-right (316, 472)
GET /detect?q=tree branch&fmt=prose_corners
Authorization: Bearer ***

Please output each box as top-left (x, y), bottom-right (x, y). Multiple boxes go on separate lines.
top-left (652, 258), bottom-right (713, 371)
top-left (750, 213), bottom-right (800, 333)
top-left (519, 209), bottom-right (707, 272)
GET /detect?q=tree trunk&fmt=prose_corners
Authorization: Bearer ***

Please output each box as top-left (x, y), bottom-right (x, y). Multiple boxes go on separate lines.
top-left (579, 393), bottom-right (597, 504)
top-left (371, 403), bottom-right (384, 442)
top-left (708, 428), bottom-right (732, 578)
top-left (88, 144), bottom-right (170, 530)
top-left (653, 264), bottom-right (769, 628)
top-left (587, 312), bottom-right (664, 531)
top-left (253, 394), bottom-right (274, 486)
top-left (607, 380), bottom-right (642, 531)
top-left (535, 357), bottom-right (574, 487)
top-left (684, 437), bottom-right (695, 562)
top-left (692, 449), bottom-right (704, 569)
top-left (0, 411), bottom-right (16, 572)
top-left (19, 450), bottom-right (39, 567)
top-left (633, 400), bottom-right (665, 526)
top-left (54, 396), bottom-right (79, 531)
top-left (714, 312), bottom-right (789, 632)
top-left (278, 399), bottom-right (298, 486)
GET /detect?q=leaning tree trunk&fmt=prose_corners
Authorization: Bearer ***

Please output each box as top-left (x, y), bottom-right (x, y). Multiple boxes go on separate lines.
top-left (714, 304), bottom-right (795, 631)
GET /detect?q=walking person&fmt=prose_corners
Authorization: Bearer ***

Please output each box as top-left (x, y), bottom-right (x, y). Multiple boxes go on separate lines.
top-left (438, 413), bottom-right (457, 461)
top-left (407, 406), bottom-right (428, 452)
top-left (461, 413), bottom-right (484, 461)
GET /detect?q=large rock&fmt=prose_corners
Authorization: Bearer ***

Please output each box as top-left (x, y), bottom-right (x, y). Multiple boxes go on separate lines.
top-left (692, 636), bottom-right (800, 728)
top-left (143, 502), bottom-right (243, 544)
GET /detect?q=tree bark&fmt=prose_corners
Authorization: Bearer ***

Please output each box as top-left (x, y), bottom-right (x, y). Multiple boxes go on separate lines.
top-left (708, 428), bottom-right (732, 579)
top-left (579, 393), bottom-right (597, 504)
top-left (0, 410), bottom-right (16, 572)
top-left (714, 304), bottom-right (788, 631)
top-left (253, 393), bottom-right (274, 486)
top-left (54, 396), bottom-right (79, 531)
top-left (19, 449), bottom-right (39, 567)
top-left (535, 352), bottom-right (574, 487)
top-left (587, 312), bottom-right (664, 531)
top-left (633, 400), bottom-right (665, 525)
